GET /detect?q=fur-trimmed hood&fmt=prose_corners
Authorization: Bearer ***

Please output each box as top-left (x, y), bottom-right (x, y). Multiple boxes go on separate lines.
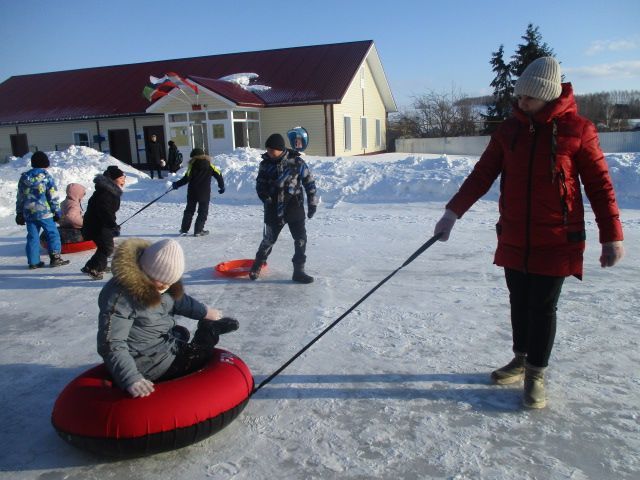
top-left (111, 238), bottom-right (184, 307)
top-left (93, 173), bottom-right (123, 198)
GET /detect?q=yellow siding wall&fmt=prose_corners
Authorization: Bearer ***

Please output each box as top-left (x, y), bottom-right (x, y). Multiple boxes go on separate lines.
top-left (333, 59), bottom-right (387, 156)
top-left (260, 105), bottom-right (327, 156)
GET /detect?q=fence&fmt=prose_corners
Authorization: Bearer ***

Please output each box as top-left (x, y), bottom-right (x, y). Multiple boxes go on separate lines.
top-left (396, 131), bottom-right (640, 155)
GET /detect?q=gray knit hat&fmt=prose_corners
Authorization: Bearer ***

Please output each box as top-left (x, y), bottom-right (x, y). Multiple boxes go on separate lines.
top-left (139, 239), bottom-right (185, 285)
top-left (514, 56), bottom-right (562, 102)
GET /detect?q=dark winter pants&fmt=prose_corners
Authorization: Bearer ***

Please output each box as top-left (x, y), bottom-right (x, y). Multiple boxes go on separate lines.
top-left (84, 230), bottom-right (115, 272)
top-left (149, 164), bottom-right (163, 179)
top-left (254, 219), bottom-right (307, 265)
top-left (158, 322), bottom-right (220, 381)
top-left (504, 268), bottom-right (565, 368)
top-left (180, 197), bottom-right (209, 234)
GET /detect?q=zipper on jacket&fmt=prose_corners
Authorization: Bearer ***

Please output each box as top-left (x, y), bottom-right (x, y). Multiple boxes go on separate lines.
top-left (549, 120), bottom-right (569, 225)
top-left (523, 120), bottom-right (538, 273)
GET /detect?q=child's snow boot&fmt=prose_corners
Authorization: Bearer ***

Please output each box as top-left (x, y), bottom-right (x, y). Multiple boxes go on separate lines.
top-left (29, 261), bottom-right (45, 270)
top-left (491, 352), bottom-right (526, 385)
top-left (523, 363), bottom-right (547, 409)
top-left (49, 253), bottom-right (70, 268)
top-left (292, 262), bottom-right (314, 284)
top-left (81, 266), bottom-right (104, 280)
top-left (193, 230), bottom-right (209, 237)
top-left (249, 260), bottom-right (264, 280)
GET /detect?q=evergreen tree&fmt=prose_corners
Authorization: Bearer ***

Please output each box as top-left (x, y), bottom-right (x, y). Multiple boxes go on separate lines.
top-left (483, 45), bottom-right (513, 133)
top-left (510, 23), bottom-right (555, 78)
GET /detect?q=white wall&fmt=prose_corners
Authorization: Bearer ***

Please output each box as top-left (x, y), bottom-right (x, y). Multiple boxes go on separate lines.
top-left (396, 131), bottom-right (640, 155)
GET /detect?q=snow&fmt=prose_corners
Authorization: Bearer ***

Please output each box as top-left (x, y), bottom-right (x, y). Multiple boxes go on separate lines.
top-left (0, 146), bottom-right (638, 479)
top-left (218, 73), bottom-right (272, 92)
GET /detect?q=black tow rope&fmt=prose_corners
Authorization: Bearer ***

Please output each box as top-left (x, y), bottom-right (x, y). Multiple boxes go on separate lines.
top-left (118, 187), bottom-right (174, 227)
top-left (250, 232), bottom-right (443, 396)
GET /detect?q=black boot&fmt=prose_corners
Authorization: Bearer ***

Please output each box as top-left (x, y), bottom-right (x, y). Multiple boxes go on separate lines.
top-left (292, 263), bottom-right (314, 283)
top-left (49, 253), bottom-right (70, 268)
top-left (249, 260), bottom-right (264, 280)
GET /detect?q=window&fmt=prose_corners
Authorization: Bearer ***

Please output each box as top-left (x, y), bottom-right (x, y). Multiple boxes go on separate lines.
top-left (170, 127), bottom-right (190, 147)
top-left (233, 111), bottom-right (246, 119)
top-left (188, 112), bottom-right (206, 122)
top-left (169, 113), bottom-right (188, 122)
top-left (375, 119), bottom-right (382, 147)
top-left (208, 111), bottom-right (228, 120)
top-left (73, 131), bottom-right (90, 147)
top-left (247, 122), bottom-right (260, 147)
top-left (344, 117), bottom-right (351, 151)
top-left (361, 117), bottom-right (367, 149)
top-left (212, 124), bottom-right (225, 139)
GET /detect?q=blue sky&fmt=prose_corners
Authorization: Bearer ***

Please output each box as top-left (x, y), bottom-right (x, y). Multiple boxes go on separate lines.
top-left (1, 0), bottom-right (638, 109)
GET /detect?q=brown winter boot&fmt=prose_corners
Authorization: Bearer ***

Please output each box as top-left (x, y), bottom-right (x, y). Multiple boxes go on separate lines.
top-left (523, 363), bottom-right (547, 409)
top-left (49, 253), bottom-right (70, 268)
top-left (491, 352), bottom-right (526, 385)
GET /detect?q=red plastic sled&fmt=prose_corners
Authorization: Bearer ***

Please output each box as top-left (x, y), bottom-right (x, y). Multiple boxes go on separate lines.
top-left (214, 259), bottom-right (266, 278)
top-left (42, 239), bottom-right (96, 254)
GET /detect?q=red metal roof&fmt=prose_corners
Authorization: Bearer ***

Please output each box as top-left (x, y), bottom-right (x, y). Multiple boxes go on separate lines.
top-left (0, 41), bottom-right (373, 124)
top-left (188, 76), bottom-right (265, 107)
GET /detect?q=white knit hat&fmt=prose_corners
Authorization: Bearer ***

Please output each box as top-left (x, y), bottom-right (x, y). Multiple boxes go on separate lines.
top-left (139, 239), bottom-right (185, 285)
top-left (514, 56), bottom-right (562, 102)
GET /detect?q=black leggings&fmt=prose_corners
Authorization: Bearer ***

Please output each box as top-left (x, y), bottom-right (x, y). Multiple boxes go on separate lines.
top-left (158, 322), bottom-right (219, 381)
top-left (504, 268), bottom-right (565, 368)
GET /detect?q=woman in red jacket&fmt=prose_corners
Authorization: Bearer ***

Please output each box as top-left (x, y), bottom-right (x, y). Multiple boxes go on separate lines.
top-left (434, 57), bottom-right (624, 409)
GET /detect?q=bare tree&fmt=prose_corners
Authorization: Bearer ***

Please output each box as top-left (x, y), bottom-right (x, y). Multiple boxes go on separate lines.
top-left (410, 86), bottom-right (479, 137)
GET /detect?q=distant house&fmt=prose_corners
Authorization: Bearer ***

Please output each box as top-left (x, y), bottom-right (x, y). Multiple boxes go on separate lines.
top-left (0, 40), bottom-right (397, 167)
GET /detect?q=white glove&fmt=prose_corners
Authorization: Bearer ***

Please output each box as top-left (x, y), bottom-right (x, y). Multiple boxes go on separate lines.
top-left (434, 209), bottom-right (458, 241)
top-left (204, 307), bottom-right (222, 321)
top-left (600, 241), bottom-right (624, 267)
top-left (127, 379), bottom-right (155, 398)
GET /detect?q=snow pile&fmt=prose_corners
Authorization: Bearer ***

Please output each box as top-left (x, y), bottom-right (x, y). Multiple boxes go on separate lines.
top-left (1, 147), bottom-right (639, 218)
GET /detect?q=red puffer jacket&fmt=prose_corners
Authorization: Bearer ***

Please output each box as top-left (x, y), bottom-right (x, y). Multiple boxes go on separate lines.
top-left (447, 83), bottom-right (623, 278)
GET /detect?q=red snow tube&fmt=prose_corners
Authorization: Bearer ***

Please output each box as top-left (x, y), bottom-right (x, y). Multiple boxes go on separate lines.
top-left (41, 239), bottom-right (96, 254)
top-left (215, 259), bottom-right (266, 278)
top-left (51, 349), bottom-right (253, 457)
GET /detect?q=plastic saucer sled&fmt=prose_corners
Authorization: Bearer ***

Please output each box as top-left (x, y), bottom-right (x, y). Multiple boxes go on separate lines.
top-left (214, 259), bottom-right (266, 278)
top-left (41, 239), bottom-right (96, 254)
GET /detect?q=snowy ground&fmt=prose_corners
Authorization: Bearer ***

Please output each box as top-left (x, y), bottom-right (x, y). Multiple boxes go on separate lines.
top-left (0, 147), bottom-right (638, 479)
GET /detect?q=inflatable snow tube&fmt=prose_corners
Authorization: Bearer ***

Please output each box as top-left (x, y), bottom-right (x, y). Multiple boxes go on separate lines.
top-left (215, 259), bottom-right (266, 278)
top-left (41, 239), bottom-right (96, 254)
top-left (51, 349), bottom-right (253, 457)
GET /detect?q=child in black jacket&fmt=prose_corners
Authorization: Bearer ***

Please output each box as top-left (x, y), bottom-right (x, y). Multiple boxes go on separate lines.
top-left (81, 166), bottom-right (125, 279)
top-left (172, 148), bottom-right (225, 237)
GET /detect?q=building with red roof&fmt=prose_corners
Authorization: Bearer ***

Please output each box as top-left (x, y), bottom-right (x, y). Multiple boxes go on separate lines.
top-left (0, 40), bottom-right (396, 166)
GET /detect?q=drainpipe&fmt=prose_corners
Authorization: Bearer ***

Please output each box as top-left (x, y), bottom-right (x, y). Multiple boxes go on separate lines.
top-left (133, 118), bottom-right (140, 163)
top-left (95, 120), bottom-right (102, 152)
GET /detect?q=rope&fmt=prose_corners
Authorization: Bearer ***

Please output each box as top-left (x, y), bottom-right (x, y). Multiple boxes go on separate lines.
top-left (118, 187), bottom-right (174, 227)
top-left (250, 232), bottom-right (443, 396)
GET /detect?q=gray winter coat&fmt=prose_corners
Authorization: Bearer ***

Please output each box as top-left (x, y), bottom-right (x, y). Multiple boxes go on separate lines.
top-left (97, 238), bottom-right (207, 390)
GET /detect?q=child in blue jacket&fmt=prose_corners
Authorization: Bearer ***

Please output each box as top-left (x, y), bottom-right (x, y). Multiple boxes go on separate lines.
top-left (15, 151), bottom-right (70, 269)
